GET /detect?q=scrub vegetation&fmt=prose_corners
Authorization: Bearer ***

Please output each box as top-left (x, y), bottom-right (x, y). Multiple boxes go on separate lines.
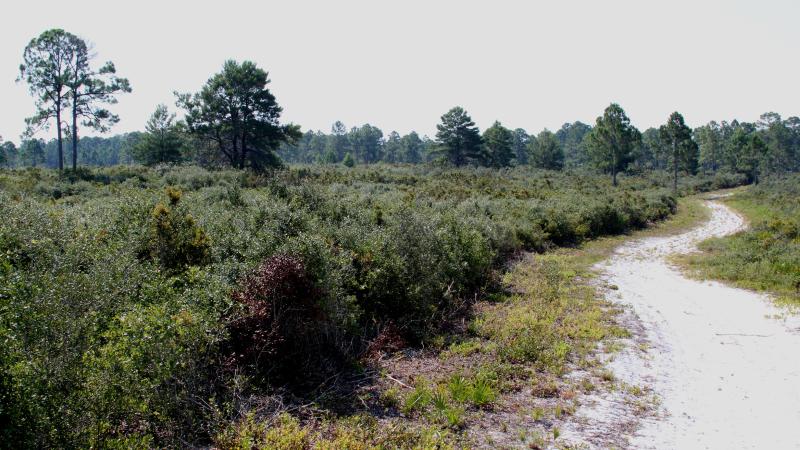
top-left (1, 25), bottom-right (798, 450)
top-left (0, 165), bottom-right (741, 448)
top-left (681, 177), bottom-right (800, 306)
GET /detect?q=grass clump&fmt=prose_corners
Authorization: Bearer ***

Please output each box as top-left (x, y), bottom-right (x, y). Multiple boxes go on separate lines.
top-left (402, 381), bottom-right (433, 415)
top-left (445, 372), bottom-right (497, 407)
top-left (396, 372), bottom-right (498, 429)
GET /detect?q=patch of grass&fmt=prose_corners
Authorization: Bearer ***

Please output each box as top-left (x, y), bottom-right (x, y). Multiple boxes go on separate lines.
top-left (215, 413), bottom-right (309, 450)
top-left (402, 381), bottom-right (432, 414)
top-left (379, 369), bottom-right (501, 436)
top-left (603, 341), bottom-right (625, 353)
top-left (626, 384), bottom-right (645, 397)
top-left (470, 376), bottom-right (497, 406)
top-left (441, 406), bottom-right (466, 429)
top-left (216, 412), bottom-right (457, 449)
top-left (531, 407), bottom-right (546, 421)
top-left (431, 387), bottom-right (449, 412)
top-left (531, 377), bottom-right (560, 398)
top-left (442, 339), bottom-right (484, 359)
top-left (380, 386), bottom-right (401, 409)
top-left (447, 375), bottom-right (471, 403)
top-left (400, 371), bottom-right (498, 421)
top-left (553, 403), bottom-right (567, 418)
top-left (476, 256), bottom-right (613, 374)
top-left (580, 377), bottom-right (596, 393)
top-left (599, 369), bottom-right (616, 383)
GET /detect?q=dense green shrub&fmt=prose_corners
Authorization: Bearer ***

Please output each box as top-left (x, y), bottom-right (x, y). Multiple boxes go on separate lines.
top-left (83, 302), bottom-right (215, 447)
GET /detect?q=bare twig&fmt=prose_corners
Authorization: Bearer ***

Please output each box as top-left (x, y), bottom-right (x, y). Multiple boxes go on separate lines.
top-left (385, 373), bottom-right (412, 389)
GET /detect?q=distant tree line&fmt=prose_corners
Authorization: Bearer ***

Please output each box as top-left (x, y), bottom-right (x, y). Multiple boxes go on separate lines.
top-left (276, 122), bottom-right (434, 165)
top-left (6, 105), bottom-right (799, 190)
top-left (9, 29), bottom-right (800, 188)
top-left (272, 105), bottom-right (798, 188)
top-left (0, 133), bottom-right (139, 168)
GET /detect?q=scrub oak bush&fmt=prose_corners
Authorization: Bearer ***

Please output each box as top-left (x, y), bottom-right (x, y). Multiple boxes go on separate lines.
top-left (147, 187), bottom-right (211, 272)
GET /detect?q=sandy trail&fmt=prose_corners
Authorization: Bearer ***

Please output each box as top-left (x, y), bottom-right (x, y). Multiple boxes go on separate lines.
top-left (565, 199), bottom-right (800, 449)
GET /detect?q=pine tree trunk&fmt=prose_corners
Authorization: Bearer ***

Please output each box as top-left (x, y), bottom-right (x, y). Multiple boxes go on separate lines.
top-left (231, 135), bottom-right (239, 167)
top-left (673, 141), bottom-right (678, 192)
top-left (56, 106), bottom-right (63, 171)
top-left (71, 107), bottom-right (78, 171)
top-left (612, 152), bottom-right (618, 186)
top-left (240, 133), bottom-right (247, 169)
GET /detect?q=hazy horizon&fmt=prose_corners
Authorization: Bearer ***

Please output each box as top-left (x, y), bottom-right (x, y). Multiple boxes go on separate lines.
top-left (2, 0), bottom-right (799, 144)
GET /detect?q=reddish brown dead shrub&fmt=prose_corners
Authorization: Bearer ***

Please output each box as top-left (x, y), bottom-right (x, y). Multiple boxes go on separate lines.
top-left (224, 255), bottom-right (321, 381)
top-left (364, 322), bottom-right (407, 360)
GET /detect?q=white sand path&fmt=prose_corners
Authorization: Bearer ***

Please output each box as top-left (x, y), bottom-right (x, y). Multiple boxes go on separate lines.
top-left (565, 199), bottom-right (800, 449)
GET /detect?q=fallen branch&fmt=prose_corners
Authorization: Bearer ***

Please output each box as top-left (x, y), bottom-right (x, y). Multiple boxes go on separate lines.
top-left (385, 373), bottom-right (412, 389)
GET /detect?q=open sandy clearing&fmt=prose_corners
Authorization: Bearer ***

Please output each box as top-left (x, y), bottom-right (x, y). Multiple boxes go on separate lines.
top-left (563, 198), bottom-right (800, 449)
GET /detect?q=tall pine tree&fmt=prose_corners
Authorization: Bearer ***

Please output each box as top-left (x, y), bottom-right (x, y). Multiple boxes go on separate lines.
top-left (483, 121), bottom-right (513, 167)
top-left (659, 111), bottom-right (698, 191)
top-left (529, 130), bottom-right (564, 170)
top-left (178, 60), bottom-right (300, 170)
top-left (19, 29), bottom-right (80, 170)
top-left (586, 103), bottom-right (640, 186)
top-left (434, 107), bottom-right (483, 166)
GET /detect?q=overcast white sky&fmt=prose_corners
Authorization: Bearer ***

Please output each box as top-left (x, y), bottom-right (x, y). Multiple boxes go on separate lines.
top-left (1, 0), bottom-right (799, 143)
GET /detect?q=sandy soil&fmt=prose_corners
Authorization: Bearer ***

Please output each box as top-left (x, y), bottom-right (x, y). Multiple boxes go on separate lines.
top-left (562, 199), bottom-right (800, 449)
